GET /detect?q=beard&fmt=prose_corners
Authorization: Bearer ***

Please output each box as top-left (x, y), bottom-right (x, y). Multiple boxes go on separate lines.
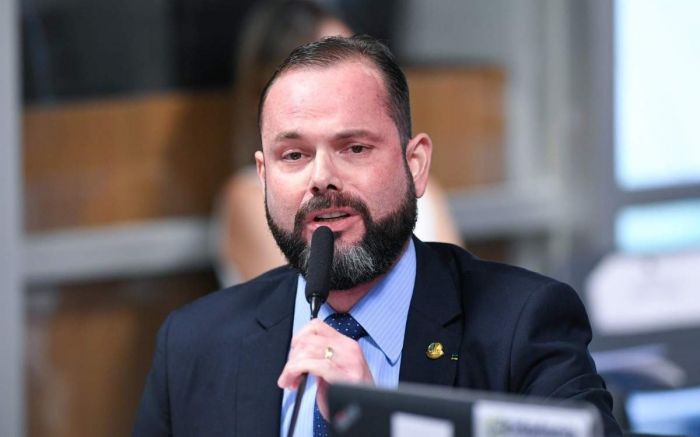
top-left (265, 176), bottom-right (418, 290)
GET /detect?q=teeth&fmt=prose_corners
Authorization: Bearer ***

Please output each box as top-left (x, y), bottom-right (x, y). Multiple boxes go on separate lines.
top-left (316, 211), bottom-right (348, 220)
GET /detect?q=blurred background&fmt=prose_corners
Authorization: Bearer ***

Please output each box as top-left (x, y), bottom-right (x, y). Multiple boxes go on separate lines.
top-left (1, 0), bottom-right (699, 435)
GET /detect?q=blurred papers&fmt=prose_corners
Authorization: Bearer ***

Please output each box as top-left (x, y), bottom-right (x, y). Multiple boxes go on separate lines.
top-left (586, 251), bottom-right (700, 335)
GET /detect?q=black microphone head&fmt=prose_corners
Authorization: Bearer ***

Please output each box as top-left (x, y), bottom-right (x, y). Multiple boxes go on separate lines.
top-left (304, 226), bottom-right (334, 304)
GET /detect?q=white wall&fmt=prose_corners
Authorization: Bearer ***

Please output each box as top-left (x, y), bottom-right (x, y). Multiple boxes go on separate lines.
top-left (394, 0), bottom-right (556, 186)
top-left (395, 0), bottom-right (587, 277)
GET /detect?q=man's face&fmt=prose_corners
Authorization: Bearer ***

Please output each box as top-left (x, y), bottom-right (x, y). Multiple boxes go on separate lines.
top-left (256, 59), bottom-right (430, 288)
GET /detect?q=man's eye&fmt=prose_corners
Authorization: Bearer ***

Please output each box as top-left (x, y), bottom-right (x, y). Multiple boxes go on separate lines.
top-left (349, 144), bottom-right (366, 154)
top-left (283, 151), bottom-right (303, 161)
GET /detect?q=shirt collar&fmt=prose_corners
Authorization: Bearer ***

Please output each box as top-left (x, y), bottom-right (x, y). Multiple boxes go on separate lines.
top-left (294, 239), bottom-right (416, 365)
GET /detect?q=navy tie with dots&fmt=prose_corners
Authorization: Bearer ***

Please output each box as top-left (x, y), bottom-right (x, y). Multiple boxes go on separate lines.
top-left (313, 313), bottom-right (367, 437)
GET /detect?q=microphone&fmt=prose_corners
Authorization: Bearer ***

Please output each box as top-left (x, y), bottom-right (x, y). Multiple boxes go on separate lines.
top-left (287, 226), bottom-right (334, 437)
top-left (305, 225), bottom-right (334, 318)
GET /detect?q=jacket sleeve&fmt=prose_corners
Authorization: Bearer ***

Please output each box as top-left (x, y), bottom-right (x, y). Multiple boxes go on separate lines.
top-left (133, 313), bottom-right (173, 436)
top-left (509, 282), bottom-right (622, 436)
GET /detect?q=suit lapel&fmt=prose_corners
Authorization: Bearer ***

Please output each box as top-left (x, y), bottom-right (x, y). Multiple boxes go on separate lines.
top-left (235, 272), bottom-right (297, 436)
top-left (400, 238), bottom-right (464, 387)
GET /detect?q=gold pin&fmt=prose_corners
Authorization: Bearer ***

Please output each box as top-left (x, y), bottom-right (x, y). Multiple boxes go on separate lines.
top-left (426, 342), bottom-right (444, 359)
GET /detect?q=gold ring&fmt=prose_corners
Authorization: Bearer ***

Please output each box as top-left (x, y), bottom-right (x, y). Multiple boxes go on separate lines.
top-left (324, 346), bottom-right (334, 361)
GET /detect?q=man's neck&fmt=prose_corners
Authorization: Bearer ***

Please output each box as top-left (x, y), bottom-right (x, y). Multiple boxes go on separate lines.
top-left (326, 278), bottom-right (380, 313)
top-left (325, 240), bottom-right (410, 313)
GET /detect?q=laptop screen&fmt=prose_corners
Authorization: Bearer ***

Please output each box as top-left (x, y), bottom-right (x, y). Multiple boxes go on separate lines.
top-left (328, 382), bottom-right (603, 437)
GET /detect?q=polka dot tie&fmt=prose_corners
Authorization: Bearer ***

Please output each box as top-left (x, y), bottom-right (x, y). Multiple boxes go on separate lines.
top-left (313, 313), bottom-right (367, 437)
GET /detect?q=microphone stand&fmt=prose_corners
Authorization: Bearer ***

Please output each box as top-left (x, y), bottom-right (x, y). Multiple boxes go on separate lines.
top-left (287, 226), bottom-right (332, 437)
top-left (286, 294), bottom-right (323, 437)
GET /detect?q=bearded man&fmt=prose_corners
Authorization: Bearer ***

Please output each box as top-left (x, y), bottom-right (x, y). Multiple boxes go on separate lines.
top-left (134, 35), bottom-right (621, 436)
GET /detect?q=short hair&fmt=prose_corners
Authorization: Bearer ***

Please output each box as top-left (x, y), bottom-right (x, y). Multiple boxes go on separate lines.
top-left (258, 34), bottom-right (412, 149)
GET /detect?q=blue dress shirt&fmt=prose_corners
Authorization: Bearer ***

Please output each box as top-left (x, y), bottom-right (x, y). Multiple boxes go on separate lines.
top-left (280, 239), bottom-right (417, 437)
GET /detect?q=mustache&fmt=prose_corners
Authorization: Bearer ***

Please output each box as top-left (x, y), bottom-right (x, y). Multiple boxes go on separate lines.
top-left (293, 192), bottom-right (372, 235)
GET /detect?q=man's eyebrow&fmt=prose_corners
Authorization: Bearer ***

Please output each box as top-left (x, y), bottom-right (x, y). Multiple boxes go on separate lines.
top-left (333, 129), bottom-right (382, 141)
top-left (273, 129), bottom-right (382, 142)
top-left (273, 131), bottom-right (301, 142)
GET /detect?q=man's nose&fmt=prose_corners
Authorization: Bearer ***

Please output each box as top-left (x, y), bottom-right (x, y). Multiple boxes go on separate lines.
top-left (309, 152), bottom-right (342, 195)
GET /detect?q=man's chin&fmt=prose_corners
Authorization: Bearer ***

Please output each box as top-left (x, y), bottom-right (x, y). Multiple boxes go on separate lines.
top-left (332, 235), bottom-right (364, 249)
top-left (304, 222), bottom-right (365, 245)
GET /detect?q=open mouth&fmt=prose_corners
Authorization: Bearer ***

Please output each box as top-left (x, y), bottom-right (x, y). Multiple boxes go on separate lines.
top-left (313, 211), bottom-right (351, 222)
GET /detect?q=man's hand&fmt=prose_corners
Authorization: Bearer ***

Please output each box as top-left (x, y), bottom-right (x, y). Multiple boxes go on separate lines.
top-left (277, 319), bottom-right (373, 420)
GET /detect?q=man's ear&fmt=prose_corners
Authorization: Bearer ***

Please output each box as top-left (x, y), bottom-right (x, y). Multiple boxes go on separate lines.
top-left (255, 150), bottom-right (266, 193)
top-left (405, 133), bottom-right (432, 198)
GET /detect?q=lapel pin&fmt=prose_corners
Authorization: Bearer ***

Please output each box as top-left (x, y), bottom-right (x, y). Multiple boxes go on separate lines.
top-left (426, 342), bottom-right (444, 359)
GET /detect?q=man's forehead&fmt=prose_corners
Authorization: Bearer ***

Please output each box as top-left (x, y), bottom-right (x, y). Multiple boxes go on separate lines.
top-left (261, 59), bottom-right (388, 115)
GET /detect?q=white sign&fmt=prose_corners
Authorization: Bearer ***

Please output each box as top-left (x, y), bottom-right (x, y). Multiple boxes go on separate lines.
top-left (391, 412), bottom-right (454, 437)
top-left (473, 401), bottom-right (598, 437)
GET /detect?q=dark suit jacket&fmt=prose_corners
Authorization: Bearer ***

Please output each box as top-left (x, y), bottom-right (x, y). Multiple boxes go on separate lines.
top-left (133, 238), bottom-right (621, 436)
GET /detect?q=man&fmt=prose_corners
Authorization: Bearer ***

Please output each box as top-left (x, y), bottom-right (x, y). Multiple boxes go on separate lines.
top-left (134, 35), bottom-right (621, 436)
